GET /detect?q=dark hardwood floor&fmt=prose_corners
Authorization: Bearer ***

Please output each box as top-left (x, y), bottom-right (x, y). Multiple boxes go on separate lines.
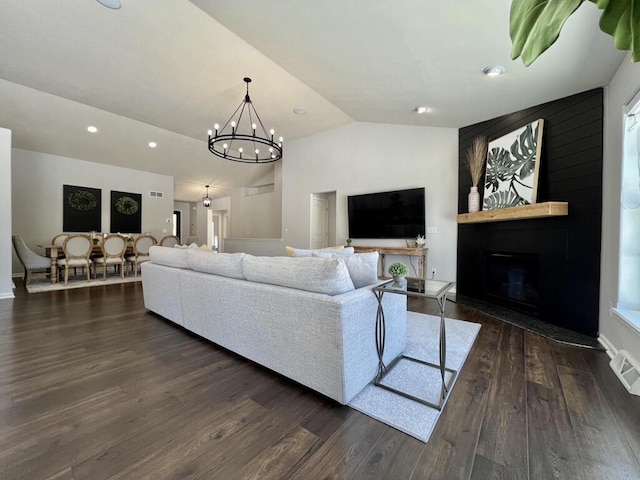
top-left (1, 281), bottom-right (639, 479)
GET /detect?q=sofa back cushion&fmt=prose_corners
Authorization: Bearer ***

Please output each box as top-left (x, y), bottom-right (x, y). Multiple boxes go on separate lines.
top-left (314, 251), bottom-right (379, 288)
top-left (187, 249), bottom-right (246, 279)
top-left (242, 255), bottom-right (355, 296)
top-left (149, 245), bottom-right (189, 269)
top-left (286, 246), bottom-right (354, 257)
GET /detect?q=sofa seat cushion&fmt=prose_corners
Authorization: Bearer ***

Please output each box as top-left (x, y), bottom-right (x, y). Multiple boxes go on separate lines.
top-left (149, 245), bottom-right (189, 269)
top-left (314, 251), bottom-right (379, 288)
top-left (187, 249), bottom-right (246, 279)
top-left (242, 255), bottom-right (355, 295)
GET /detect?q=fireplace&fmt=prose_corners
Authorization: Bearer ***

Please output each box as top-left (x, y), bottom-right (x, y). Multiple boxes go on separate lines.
top-left (483, 252), bottom-right (540, 316)
top-left (457, 89), bottom-right (603, 337)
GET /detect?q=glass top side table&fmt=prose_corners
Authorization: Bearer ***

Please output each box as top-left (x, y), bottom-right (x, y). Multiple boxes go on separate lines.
top-left (372, 278), bottom-right (456, 410)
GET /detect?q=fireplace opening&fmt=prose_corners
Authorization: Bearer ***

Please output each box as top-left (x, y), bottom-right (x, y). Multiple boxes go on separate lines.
top-left (483, 252), bottom-right (540, 315)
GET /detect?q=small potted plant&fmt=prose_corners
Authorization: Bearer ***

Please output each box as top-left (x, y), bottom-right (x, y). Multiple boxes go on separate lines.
top-left (346, 238), bottom-right (352, 246)
top-left (388, 262), bottom-right (409, 286)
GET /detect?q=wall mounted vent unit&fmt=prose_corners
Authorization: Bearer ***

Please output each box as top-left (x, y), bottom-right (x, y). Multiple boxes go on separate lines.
top-left (149, 191), bottom-right (164, 198)
top-left (610, 351), bottom-right (640, 395)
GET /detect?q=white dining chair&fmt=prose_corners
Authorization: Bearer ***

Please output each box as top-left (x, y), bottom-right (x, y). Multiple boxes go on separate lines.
top-left (159, 235), bottom-right (179, 248)
top-left (93, 234), bottom-right (127, 280)
top-left (61, 234), bottom-right (93, 284)
top-left (126, 234), bottom-right (156, 276)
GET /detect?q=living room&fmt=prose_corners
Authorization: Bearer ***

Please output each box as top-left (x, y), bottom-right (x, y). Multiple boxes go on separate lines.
top-left (1, 1), bottom-right (640, 478)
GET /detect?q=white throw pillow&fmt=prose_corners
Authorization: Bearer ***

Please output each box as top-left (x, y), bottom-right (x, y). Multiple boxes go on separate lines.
top-left (344, 252), bottom-right (379, 288)
top-left (314, 251), bottom-right (379, 288)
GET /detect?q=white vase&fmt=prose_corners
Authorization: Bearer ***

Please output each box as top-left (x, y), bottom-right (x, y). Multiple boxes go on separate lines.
top-left (468, 186), bottom-right (480, 213)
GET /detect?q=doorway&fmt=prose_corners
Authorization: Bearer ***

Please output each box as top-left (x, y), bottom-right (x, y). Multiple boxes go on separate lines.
top-left (310, 192), bottom-right (336, 249)
top-left (311, 196), bottom-right (328, 249)
top-left (206, 208), bottom-right (228, 252)
top-left (173, 210), bottom-right (181, 241)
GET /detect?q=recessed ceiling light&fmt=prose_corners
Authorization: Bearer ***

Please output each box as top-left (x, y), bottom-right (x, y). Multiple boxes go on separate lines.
top-left (96, 0), bottom-right (121, 9)
top-left (87, 126), bottom-right (98, 133)
top-left (293, 107), bottom-right (307, 115)
top-left (483, 65), bottom-right (505, 77)
top-left (148, 142), bottom-right (157, 148)
top-left (415, 106), bottom-right (429, 114)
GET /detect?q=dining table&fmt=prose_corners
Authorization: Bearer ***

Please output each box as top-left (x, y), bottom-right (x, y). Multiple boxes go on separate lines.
top-left (40, 243), bottom-right (133, 284)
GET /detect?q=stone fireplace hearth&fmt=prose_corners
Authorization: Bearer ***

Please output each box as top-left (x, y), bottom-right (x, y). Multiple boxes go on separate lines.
top-left (455, 294), bottom-right (601, 348)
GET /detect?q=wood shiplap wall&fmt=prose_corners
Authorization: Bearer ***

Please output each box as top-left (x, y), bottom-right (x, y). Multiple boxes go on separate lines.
top-left (457, 88), bottom-right (603, 337)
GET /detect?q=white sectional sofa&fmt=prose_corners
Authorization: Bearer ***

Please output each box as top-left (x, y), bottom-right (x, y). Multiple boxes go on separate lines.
top-left (141, 246), bottom-right (407, 404)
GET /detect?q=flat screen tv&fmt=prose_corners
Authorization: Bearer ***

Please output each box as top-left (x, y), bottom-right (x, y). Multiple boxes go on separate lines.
top-left (348, 188), bottom-right (425, 239)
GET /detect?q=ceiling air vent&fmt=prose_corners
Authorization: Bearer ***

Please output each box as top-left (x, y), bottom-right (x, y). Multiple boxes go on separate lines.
top-left (149, 191), bottom-right (164, 198)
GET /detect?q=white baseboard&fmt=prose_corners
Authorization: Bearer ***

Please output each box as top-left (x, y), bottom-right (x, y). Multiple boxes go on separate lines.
top-left (0, 291), bottom-right (15, 300)
top-left (598, 333), bottom-right (616, 360)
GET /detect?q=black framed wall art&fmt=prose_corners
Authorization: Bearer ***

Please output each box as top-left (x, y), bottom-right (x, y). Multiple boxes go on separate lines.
top-left (63, 184), bottom-right (101, 232)
top-left (110, 190), bottom-right (142, 233)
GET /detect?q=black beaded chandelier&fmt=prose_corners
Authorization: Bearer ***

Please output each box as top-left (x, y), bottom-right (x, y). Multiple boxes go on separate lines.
top-left (208, 77), bottom-right (283, 164)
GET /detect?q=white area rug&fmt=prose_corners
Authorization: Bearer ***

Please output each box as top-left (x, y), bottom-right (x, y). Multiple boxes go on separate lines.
top-left (348, 311), bottom-right (481, 442)
top-left (25, 275), bottom-right (141, 293)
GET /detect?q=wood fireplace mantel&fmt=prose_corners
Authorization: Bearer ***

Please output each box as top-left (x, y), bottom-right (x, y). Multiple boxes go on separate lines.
top-left (457, 201), bottom-right (568, 224)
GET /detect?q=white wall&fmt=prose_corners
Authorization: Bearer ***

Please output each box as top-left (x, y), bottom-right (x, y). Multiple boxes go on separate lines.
top-left (600, 54), bottom-right (640, 360)
top-left (186, 167), bottom-right (282, 247)
top-left (224, 238), bottom-right (284, 256)
top-left (0, 128), bottom-right (13, 298)
top-left (283, 122), bottom-right (459, 280)
top-left (11, 149), bottom-right (174, 274)
top-left (229, 163), bottom-right (282, 239)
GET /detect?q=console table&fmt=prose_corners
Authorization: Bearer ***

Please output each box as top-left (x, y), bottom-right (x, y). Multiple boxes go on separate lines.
top-left (353, 246), bottom-right (427, 279)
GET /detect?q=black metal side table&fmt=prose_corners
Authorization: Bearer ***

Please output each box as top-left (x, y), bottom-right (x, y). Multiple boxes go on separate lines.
top-left (372, 278), bottom-right (456, 410)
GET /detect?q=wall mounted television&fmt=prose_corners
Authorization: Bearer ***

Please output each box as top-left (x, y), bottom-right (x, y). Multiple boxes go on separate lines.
top-left (347, 187), bottom-right (425, 239)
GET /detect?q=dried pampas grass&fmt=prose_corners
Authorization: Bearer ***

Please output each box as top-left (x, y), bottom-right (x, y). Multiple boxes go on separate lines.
top-left (465, 136), bottom-right (487, 187)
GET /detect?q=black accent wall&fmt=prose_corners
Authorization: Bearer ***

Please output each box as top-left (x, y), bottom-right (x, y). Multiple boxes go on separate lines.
top-left (457, 88), bottom-right (603, 337)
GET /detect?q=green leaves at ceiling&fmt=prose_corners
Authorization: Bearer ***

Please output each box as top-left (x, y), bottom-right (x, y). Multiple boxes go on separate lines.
top-left (510, 0), bottom-right (640, 66)
top-left (597, 0), bottom-right (640, 60)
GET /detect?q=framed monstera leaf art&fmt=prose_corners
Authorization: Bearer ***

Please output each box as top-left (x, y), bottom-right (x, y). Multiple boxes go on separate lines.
top-left (482, 119), bottom-right (544, 211)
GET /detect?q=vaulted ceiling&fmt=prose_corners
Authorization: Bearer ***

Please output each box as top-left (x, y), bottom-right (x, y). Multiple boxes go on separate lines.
top-left (0, 0), bottom-right (625, 201)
